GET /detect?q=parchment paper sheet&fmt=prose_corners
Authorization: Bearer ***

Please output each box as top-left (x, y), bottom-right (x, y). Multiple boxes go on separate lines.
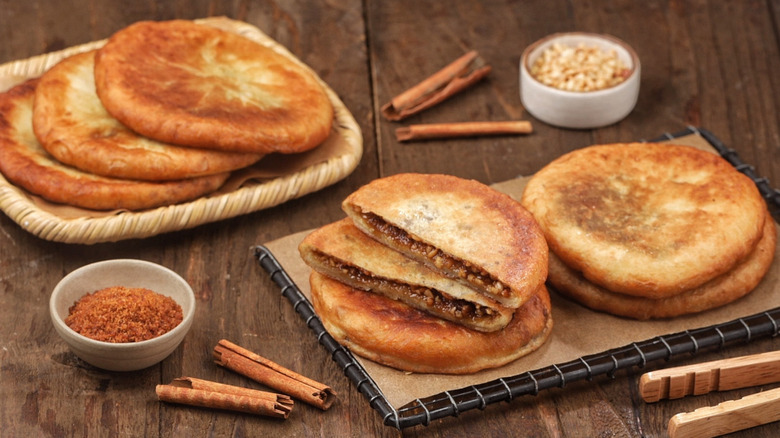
top-left (264, 134), bottom-right (780, 409)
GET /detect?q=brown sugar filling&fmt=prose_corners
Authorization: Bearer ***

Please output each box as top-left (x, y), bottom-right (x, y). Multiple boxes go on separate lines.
top-left (361, 212), bottom-right (512, 298)
top-left (314, 252), bottom-right (496, 321)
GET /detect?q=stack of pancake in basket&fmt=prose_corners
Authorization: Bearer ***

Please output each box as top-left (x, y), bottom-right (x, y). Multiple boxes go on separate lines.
top-left (0, 19), bottom-right (333, 211)
top-left (521, 143), bottom-right (776, 319)
top-left (298, 173), bottom-right (553, 374)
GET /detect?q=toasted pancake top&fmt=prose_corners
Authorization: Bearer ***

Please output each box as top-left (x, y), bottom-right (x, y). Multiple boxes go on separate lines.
top-left (32, 51), bottom-right (262, 181)
top-left (94, 20), bottom-right (333, 154)
top-left (522, 143), bottom-right (767, 298)
top-left (342, 173), bottom-right (548, 308)
top-left (0, 79), bottom-right (228, 211)
top-left (310, 272), bottom-right (552, 374)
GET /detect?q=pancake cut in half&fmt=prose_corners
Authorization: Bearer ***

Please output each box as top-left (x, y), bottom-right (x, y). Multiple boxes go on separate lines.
top-left (94, 20), bottom-right (334, 154)
top-left (547, 214), bottom-right (776, 319)
top-left (32, 50), bottom-right (263, 181)
top-left (342, 173), bottom-right (548, 309)
top-left (0, 79), bottom-right (228, 211)
top-left (299, 218), bottom-right (514, 332)
top-left (309, 272), bottom-right (553, 374)
top-left (522, 143), bottom-right (767, 299)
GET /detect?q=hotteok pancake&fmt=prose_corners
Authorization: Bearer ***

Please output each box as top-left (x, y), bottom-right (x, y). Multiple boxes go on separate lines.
top-left (342, 173), bottom-right (549, 309)
top-left (94, 20), bottom-right (334, 154)
top-left (522, 143), bottom-right (766, 299)
top-left (546, 214), bottom-right (776, 319)
top-left (0, 79), bottom-right (228, 211)
top-left (33, 50), bottom-right (263, 181)
top-left (309, 272), bottom-right (553, 374)
top-left (299, 218), bottom-right (514, 332)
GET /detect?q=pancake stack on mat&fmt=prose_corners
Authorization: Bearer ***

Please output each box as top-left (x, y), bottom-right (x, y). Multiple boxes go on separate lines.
top-left (0, 19), bottom-right (333, 211)
top-left (298, 173), bottom-right (553, 374)
top-left (522, 143), bottom-right (776, 320)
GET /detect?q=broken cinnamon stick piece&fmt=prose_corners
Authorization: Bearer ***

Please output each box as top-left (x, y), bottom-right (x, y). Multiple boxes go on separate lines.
top-left (213, 339), bottom-right (336, 410)
top-left (381, 50), bottom-right (492, 121)
top-left (172, 377), bottom-right (293, 404)
top-left (396, 120), bottom-right (533, 142)
top-left (156, 376), bottom-right (293, 419)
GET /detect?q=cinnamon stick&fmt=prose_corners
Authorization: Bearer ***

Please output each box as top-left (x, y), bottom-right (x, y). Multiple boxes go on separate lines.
top-left (381, 50), bottom-right (492, 121)
top-left (156, 377), bottom-right (293, 419)
top-left (213, 339), bottom-right (336, 410)
top-left (396, 120), bottom-right (533, 142)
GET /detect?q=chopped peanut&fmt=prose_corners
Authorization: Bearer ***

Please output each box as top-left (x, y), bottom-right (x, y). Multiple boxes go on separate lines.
top-left (530, 42), bottom-right (630, 92)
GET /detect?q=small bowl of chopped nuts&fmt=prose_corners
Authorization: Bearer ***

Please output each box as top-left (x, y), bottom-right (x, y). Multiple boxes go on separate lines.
top-left (520, 32), bottom-right (640, 129)
top-left (49, 259), bottom-right (196, 372)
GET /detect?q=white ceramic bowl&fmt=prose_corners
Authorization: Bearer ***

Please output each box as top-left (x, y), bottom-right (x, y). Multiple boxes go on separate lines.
top-left (49, 259), bottom-right (195, 372)
top-left (520, 32), bottom-right (640, 129)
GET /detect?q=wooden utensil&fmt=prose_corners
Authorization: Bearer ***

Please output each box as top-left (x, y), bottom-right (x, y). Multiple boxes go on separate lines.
top-left (638, 350), bottom-right (780, 438)
top-left (639, 350), bottom-right (780, 402)
top-left (667, 386), bottom-right (780, 438)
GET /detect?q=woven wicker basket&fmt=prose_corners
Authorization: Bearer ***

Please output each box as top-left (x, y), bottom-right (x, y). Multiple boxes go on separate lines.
top-left (0, 17), bottom-right (362, 244)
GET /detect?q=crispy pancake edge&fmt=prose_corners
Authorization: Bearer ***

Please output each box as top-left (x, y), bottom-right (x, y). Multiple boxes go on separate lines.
top-left (310, 271), bottom-right (553, 375)
top-left (0, 79), bottom-right (228, 211)
top-left (547, 213), bottom-right (776, 319)
top-left (32, 50), bottom-right (262, 181)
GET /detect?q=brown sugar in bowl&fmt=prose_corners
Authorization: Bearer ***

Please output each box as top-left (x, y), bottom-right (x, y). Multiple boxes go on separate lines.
top-left (49, 259), bottom-right (195, 371)
top-left (65, 285), bottom-right (184, 343)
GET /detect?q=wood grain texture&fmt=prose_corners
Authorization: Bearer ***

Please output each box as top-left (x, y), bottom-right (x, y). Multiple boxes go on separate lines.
top-left (1, 0), bottom-right (779, 437)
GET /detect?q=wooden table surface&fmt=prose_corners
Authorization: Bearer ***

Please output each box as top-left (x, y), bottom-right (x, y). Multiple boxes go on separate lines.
top-left (2, 1), bottom-right (779, 437)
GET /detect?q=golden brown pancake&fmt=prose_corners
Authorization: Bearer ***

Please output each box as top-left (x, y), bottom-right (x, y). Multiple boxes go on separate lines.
top-left (310, 272), bottom-right (553, 374)
top-left (522, 143), bottom-right (766, 299)
top-left (94, 20), bottom-right (334, 154)
top-left (546, 214), bottom-right (776, 319)
top-left (0, 79), bottom-right (229, 211)
top-left (32, 50), bottom-right (262, 181)
top-left (342, 173), bottom-right (548, 309)
top-left (299, 218), bottom-right (514, 332)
